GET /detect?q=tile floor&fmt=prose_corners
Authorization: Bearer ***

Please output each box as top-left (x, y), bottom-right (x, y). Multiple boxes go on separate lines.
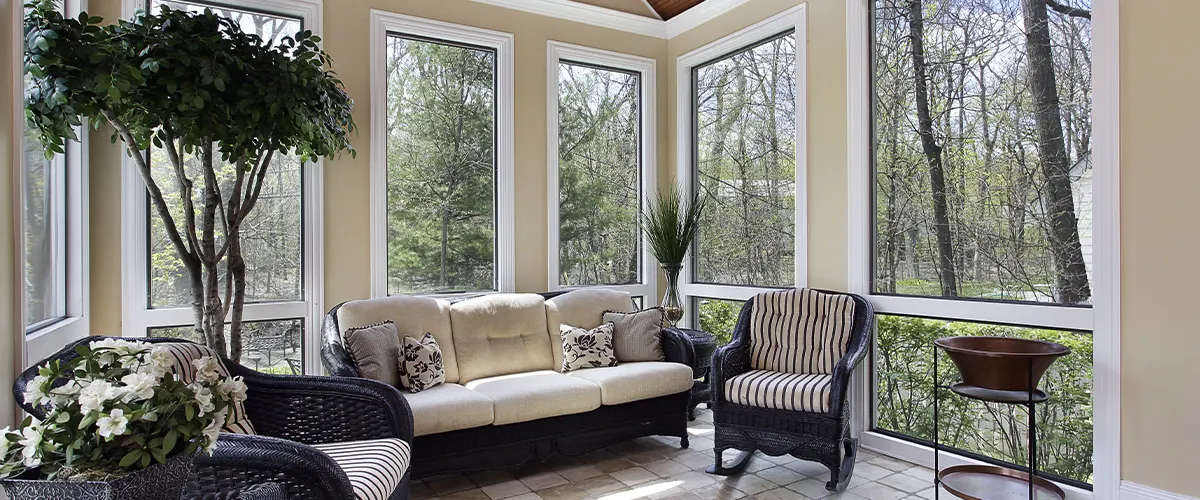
top-left (410, 408), bottom-right (938, 500)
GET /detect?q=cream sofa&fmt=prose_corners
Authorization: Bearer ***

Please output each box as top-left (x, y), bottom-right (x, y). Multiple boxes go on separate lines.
top-left (321, 289), bottom-right (696, 478)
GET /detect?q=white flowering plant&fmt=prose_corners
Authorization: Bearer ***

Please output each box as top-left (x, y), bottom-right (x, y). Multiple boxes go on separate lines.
top-left (0, 339), bottom-right (247, 481)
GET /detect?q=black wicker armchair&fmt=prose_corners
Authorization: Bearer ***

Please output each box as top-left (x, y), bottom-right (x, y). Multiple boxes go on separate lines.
top-left (13, 336), bottom-right (414, 500)
top-left (707, 289), bottom-right (874, 492)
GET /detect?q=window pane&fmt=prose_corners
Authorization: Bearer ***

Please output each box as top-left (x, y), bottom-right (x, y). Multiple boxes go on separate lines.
top-left (872, 0), bottom-right (1093, 305)
top-left (22, 5), bottom-right (66, 329)
top-left (693, 33), bottom-right (796, 288)
top-left (874, 315), bottom-right (1093, 483)
top-left (557, 62), bottom-right (641, 287)
top-left (694, 297), bottom-right (744, 346)
top-left (144, 3), bottom-right (304, 308)
top-left (386, 35), bottom-right (497, 294)
top-left (149, 318), bottom-right (304, 374)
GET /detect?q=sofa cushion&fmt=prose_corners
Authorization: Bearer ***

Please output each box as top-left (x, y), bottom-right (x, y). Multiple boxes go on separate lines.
top-left (724, 369), bottom-right (833, 413)
top-left (603, 308), bottom-right (666, 362)
top-left (403, 383), bottom-right (495, 436)
top-left (338, 295), bottom-right (460, 383)
top-left (465, 371), bottom-right (602, 425)
top-left (566, 362), bottom-right (693, 405)
top-left (560, 323), bottom-right (618, 372)
top-left (749, 289), bottom-right (856, 375)
top-left (450, 294), bottom-right (554, 383)
top-left (545, 289), bottom-right (636, 370)
top-left (312, 438), bottom-right (410, 500)
top-left (343, 321), bottom-right (403, 388)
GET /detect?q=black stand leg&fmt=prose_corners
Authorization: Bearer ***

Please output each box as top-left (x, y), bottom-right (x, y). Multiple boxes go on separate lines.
top-left (706, 448), bottom-right (753, 476)
top-left (1028, 358), bottom-right (1036, 500)
top-left (681, 435), bottom-right (690, 449)
top-left (934, 345), bottom-right (940, 500)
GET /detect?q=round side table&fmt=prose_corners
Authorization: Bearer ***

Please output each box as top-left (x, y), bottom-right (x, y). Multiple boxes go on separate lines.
top-left (676, 328), bottom-right (718, 420)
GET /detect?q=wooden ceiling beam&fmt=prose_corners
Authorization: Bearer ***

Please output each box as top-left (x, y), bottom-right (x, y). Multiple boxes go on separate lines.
top-left (646, 0), bottom-right (706, 21)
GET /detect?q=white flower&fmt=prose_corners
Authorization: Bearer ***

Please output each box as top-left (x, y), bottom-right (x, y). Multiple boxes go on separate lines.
top-left (18, 425), bottom-right (42, 467)
top-left (90, 338), bottom-right (149, 368)
top-left (190, 384), bottom-right (215, 414)
top-left (119, 372), bottom-right (157, 402)
top-left (22, 375), bottom-right (50, 407)
top-left (78, 379), bottom-right (117, 414)
top-left (202, 408), bottom-right (227, 455)
top-left (48, 379), bottom-right (82, 408)
top-left (96, 409), bottom-right (130, 440)
top-left (218, 377), bottom-right (247, 403)
top-left (191, 356), bottom-right (223, 385)
top-left (0, 427), bottom-right (12, 458)
top-left (144, 346), bottom-right (174, 379)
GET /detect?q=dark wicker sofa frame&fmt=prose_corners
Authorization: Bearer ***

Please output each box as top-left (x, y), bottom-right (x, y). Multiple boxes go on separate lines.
top-left (708, 291), bottom-right (874, 492)
top-left (13, 336), bottom-right (413, 500)
top-left (321, 293), bottom-right (696, 479)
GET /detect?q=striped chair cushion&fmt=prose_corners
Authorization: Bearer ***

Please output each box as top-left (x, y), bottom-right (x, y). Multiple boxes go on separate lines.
top-left (724, 370), bottom-right (833, 413)
top-left (748, 288), bottom-right (856, 375)
top-left (159, 343), bottom-right (255, 434)
top-left (312, 438), bottom-right (411, 500)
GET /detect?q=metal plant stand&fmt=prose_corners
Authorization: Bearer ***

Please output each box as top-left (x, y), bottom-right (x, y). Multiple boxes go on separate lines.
top-left (933, 342), bottom-right (1066, 500)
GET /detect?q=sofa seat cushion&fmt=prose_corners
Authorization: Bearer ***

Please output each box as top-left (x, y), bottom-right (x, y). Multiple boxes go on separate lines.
top-left (465, 371), bottom-right (601, 425)
top-left (451, 294), bottom-right (554, 383)
top-left (403, 383), bottom-right (495, 436)
top-left (312, 438), bottom-right (410, 500)
top-left (565, 362), bottom-right (693, 405)
top-left (724, 370), bottom-right (833, 413)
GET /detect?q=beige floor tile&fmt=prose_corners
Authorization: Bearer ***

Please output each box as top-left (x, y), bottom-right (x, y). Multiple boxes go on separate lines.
top-left (593, 457), bottom-right (638, 474)
top-left (557, 464), bottom-right (604, 483)
top-left (878, 471), bottom-right (932, 493)
top-left (521, 471), bottom-right (569, 491)
top-left (752, 487), bottom-right (810, 500)
top-left (534, 483), bottom-right (590, 500)
top-left (847, 481), bottom-right (908, 500)
top-left (429, 476), bottom-right (479, 496)
top-left (669, 470), bottom-right (718, 491)
top-left (610, 466), bottom-right (658, 486)
top-left (482, 479), bottom-right (532, 500)
top-left (724, 473), bottom-right (778, 495)
top-left (756, 465), bottom-right (805, 487)
top-left (644, 459), bottom-right (692, 478)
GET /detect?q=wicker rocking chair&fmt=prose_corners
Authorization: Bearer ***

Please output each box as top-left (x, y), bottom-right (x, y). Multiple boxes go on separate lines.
top-left (13, 336), bottom-right (414, 500)
top-left (707, 288), bottom-right (874, 492)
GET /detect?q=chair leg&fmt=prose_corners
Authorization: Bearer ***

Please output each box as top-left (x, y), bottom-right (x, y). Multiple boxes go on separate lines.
top-left (705, 447), bottom-right (753, 476)
top-left (824, 437), bottom-right (858, 492)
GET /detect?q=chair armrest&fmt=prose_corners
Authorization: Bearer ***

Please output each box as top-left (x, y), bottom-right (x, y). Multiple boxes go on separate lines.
top-left (660, 328), bottom-right (695, 366)
top-left (185, 433), bottom-right (356, 500)
top-left (827, 295), bottom-right (875, 416)
top-left (321, 303), bottom-right (360, 377)
top-left (231, 364), bottom-right (414, 445)
top-left (711, 300), bottom-right (756, 404)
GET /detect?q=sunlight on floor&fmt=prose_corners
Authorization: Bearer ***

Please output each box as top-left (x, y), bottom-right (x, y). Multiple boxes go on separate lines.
top-left (686, 426), bottom-right (714, 436)
top-left (596, 480), bottom-right (683, 500)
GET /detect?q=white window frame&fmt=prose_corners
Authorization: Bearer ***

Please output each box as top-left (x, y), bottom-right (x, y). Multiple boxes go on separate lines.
top-left (546, 41), bottom-right (657, 302)
top-left (16, 0), bottom-right (91, 365)
top-left (845, 1), bottom-right (1120, 498)
top-left (119, 0), bottom-right (326, 374)
top-left (673, 5), bottom-right (808, 326)
top-left (368, 10), bottom-right (516, 299)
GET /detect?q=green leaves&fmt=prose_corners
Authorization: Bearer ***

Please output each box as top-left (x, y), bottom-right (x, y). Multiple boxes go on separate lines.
top-left (642, 185), bottom-right (707, 266)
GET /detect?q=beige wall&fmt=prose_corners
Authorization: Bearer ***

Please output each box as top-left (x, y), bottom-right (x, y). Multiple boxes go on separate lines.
top-left (1, 0), bottom-right (18, 427)
top-left (1119, 0), bottom-right (1200, 495)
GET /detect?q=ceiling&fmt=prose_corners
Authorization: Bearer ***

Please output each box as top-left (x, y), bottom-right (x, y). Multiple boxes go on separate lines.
top-left (574, 0), bottom-right (707, 21)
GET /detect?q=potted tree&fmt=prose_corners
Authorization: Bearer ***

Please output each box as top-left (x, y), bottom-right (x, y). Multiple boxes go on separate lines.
top-left (23, 1), bottom-right (356, 360)
top-left (642, 185), bottom-right (706, 326)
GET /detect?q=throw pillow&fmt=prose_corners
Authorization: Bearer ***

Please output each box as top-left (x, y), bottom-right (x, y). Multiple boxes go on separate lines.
top-left (343, 321), bottom-right (403, 388)
top-left (560, 323), bottom-right (618, 372)
top-left (603, 307), bottom-right (666, 362)
top-left (400, 332), bottom-right (446, 393)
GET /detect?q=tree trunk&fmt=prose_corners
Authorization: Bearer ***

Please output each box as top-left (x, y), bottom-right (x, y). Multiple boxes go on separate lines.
top-left (907, 0), bottom-right (958, 297)
top-left (200, 141), bottom-right (228, 357)
top-left (1022, 0), bottom-right (1091, 303)
top-left (228, 230), bottom-right (246, 362)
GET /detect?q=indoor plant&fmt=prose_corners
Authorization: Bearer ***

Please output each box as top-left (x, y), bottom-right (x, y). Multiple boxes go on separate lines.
top-left (642, 185), bottom-right (706, 326)
top-left (0, 338), bottom-right (245, 500)
top-left (23, 1), bottom-right (355, 360)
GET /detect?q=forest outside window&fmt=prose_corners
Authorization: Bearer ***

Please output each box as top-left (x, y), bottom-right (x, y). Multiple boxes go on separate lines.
top-left (868, 0), bottom-right (1094, 487)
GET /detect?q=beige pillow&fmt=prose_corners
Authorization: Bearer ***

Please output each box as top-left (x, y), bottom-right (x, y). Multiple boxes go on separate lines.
top-left (400, 333), bottom-right (446, 393)
top-left (343, 321), bottom-right (402, 388)
top-left (603, 307), bottom-right (666, 362)
top-left (560, 323), bottom-right (618, 373)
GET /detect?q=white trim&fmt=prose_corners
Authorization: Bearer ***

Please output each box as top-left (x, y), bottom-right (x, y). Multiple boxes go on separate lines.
top-left (546, 41), bottom-right (657, 300)
top-left (1121, 483), bottom-right (1198, 500)
top-left (638, 0), bottom-right (662, 21)
top-left (673, 5), bottom-right (807, 327)
top-left (845, 0), bottom-right (1120, 498)
top-left (469, 0), bottom-right (664, 38)
top-left (119, 0), bottom-right (326, 375)
top-left (664, 0), bottom-right (753, 39)
top-left (368, 10), bottom-right (517, 298)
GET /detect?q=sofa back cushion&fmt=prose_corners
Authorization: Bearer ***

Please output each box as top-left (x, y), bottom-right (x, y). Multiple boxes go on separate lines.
top-left (451, 294), bottom-right (553, 383)
top-left (545, 289), bottom-right (636, 370)
top-left (338, 295), bottom-right (460, 384)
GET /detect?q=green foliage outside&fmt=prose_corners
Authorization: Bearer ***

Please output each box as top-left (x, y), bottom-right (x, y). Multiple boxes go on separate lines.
top-left (876, 315), bottom-right (1093, 483)
top-left (697, 298), bottom-right (744, 346)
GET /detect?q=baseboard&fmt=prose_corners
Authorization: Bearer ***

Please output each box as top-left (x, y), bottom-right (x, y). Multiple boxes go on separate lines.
top-left (1122, 481), bottom-right (1198, 500)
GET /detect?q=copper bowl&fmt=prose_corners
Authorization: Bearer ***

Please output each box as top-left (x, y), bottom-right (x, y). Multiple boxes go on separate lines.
top-left (934, 336), bottom-right (1070, 392)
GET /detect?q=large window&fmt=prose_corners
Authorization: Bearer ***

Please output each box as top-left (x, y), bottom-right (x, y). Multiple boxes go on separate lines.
top-left (548, 42), bottom-right (656, 299)
top-left (124, 0), bottom-right (322, 374)
top-left (865, 0), bottom-right (1095, 487)
top-left (369, 12), bottom-right (514, 298)
top-left (675, 6), bottom-right (806, 333)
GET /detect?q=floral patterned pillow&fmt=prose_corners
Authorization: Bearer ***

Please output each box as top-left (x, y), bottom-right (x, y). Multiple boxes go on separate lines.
top-left (560, 322), bottom-right (618, 373)
top-left (399, 333), bottom-right (446, 393)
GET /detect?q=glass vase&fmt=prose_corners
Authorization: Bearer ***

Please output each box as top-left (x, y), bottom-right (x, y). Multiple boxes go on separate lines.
top-left (660, 263), bottom-right (684, 326)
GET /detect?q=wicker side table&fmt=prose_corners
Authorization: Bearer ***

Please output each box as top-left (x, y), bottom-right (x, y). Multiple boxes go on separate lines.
top-left (676, 328), bottom-right (718, 420)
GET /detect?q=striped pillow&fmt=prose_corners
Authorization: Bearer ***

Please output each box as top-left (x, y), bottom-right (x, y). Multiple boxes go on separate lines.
top-left (159, 342), bottom-right (256, 434)
top-left (748, 289), bottom-right (856, 375)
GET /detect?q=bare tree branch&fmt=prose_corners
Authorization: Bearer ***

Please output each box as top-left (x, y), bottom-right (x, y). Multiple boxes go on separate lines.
top-left (1046, 0), bottom-right (1091, 19)
top-left (162, 125), bottom-right (201, 257)
top-left (240, 149), bottom-right (276, 217)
